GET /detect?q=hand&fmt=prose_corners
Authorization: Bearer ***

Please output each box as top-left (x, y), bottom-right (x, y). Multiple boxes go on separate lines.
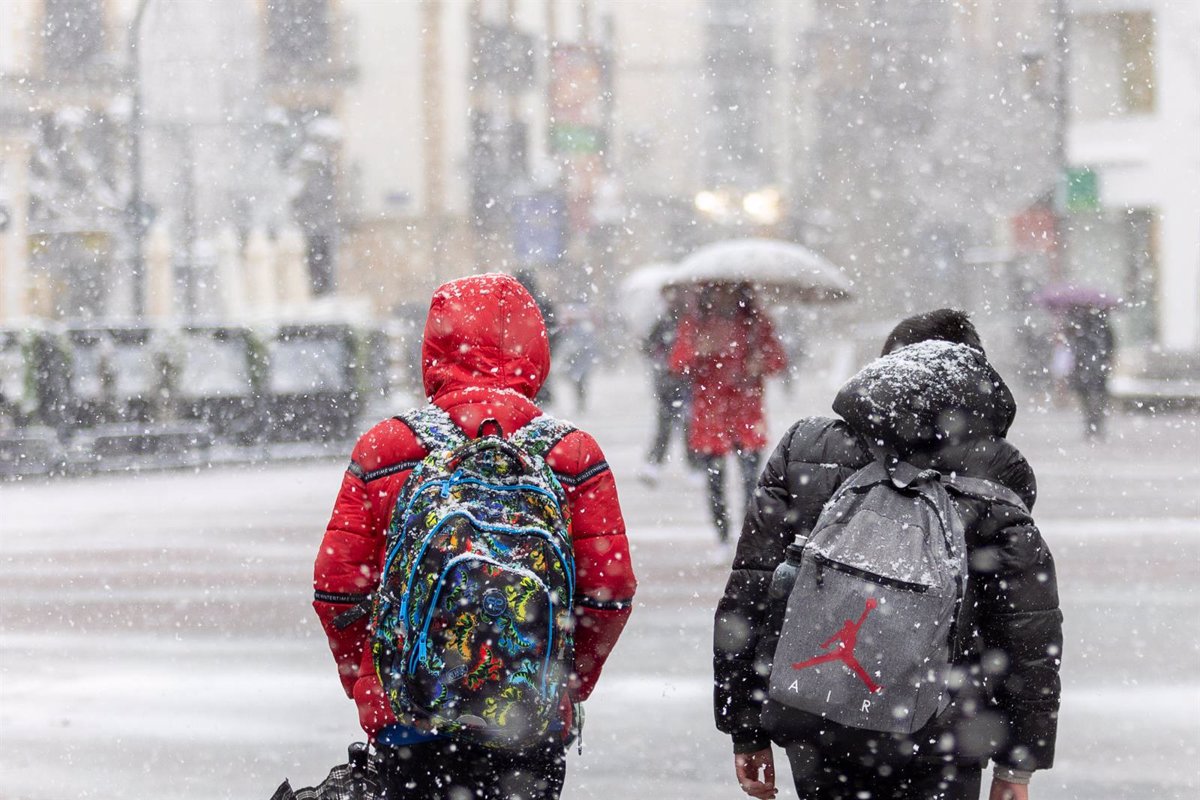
top-left (734, 748), bottom-right (778, 799)
top-left (989, 778), bottom-right (1030, 800)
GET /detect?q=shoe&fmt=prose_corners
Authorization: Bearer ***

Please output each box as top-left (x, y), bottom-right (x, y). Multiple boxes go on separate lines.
top-left (636, 462), bottom-right (661, 487)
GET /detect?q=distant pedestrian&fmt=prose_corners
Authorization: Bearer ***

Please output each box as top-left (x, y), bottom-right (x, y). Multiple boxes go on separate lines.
top-left (1048, 332), bottom-right (1073, 408)
top-left (515, 269), bottom-right (560, 407)
top-left (714, 309), bottom-right (1062, 800)
top-left (638, 289), bottom-right (694, 486)
top-left (558, 301), bottom-right (599, 414)
top-left (314, 274), bottom-right (637, 799)
top-left (1065, 306), bottom-right (1115, 440)
top-left (669, 283), bottom-right (787, 545)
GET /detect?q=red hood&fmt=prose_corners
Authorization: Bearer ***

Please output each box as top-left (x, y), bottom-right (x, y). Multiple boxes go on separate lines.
top-left (421, 273), bottom-right (551, 401)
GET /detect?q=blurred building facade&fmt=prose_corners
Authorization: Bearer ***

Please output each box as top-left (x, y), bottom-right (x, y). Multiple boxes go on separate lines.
top-left (609, 0), bottom-right (810, 264)
top-left (1065, 0), bottom-right (1199, 353)
top-left (1, 0), bottom-right (126, 322)
top-left (338, 0), bottom-right (813, 310)
top-left (0, 0), bottom-right (357, 325)
top-left (1, 0), bottom-right (1196, 357)
top-left (788, 1), bottom-right (1068, 318)
top-left (338, 0), bottom-right (620, 311)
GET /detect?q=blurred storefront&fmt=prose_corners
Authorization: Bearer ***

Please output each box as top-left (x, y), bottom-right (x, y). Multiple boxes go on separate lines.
top-left (1066, 0), bottom-right (1199, 352)
top-left (0, 0), bottom-right (358, 325)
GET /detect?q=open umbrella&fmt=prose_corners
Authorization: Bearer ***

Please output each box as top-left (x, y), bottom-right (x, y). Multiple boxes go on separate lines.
top-left (1035, 283), bottom-right (1121, 312)
top-left (617, 262), bottom-right (676, 338)
top-left (666, 238), bottom-right (853, 303)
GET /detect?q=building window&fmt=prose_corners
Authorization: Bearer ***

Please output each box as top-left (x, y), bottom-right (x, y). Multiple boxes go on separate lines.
top-left (266, 0), bottom-right (331, 80)
top-left (1071, 11), bottom-right (1156, 119)
top-left (703, 0), bottom-right (773, 188)
top-left (42, 0), bottom-right (106, 76)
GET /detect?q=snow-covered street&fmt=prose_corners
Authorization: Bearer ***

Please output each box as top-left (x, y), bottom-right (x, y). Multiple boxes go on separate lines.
top-left (2, 365), bottom-right (1197, 800)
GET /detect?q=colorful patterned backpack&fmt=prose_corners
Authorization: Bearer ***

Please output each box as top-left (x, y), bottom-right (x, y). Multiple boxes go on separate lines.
top-left (371, 404), bottom-right (576, 748)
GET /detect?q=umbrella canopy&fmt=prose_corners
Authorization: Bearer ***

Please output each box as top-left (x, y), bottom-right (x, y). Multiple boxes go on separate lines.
top-left (617, 262), bottom-right (676, 338)
top-left (666, 238), bottom-right (853, 303)
top-left (1035, 283), bottom-right (1121, 312)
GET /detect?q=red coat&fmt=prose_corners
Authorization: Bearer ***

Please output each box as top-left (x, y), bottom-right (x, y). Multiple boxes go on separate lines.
top-left (669, 312), bottom-right (787, 455)
top-left (314, 274), bottom-right (637, 739)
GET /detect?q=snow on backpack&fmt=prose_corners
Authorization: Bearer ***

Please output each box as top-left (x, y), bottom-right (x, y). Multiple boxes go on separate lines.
top-left (370, 404), bottom-right (576, 748)
top-left (764, 459), bottom-right (1027, 735)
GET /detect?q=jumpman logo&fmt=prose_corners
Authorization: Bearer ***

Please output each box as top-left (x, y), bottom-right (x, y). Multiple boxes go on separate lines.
top-left (792, 597), bottom-right (882, 694)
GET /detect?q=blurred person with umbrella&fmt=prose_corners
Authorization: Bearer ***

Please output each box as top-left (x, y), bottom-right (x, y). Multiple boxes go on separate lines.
top-left (669, 282), bottom-right (788, 546)
top-left (664, 239), bottom-right (851, 546)
top-left (558, 298), bottom-right (600, 414)
top-left (1066, 306), bottom-right (1116, 440)
top-left (1037, 284), bottom-right (1119, 440)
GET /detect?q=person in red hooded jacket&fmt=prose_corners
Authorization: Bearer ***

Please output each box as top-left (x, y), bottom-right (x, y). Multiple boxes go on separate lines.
top-left (314, 274), bottom-right (637, 799)
top-left (670, 283), bottom-right (787, 546)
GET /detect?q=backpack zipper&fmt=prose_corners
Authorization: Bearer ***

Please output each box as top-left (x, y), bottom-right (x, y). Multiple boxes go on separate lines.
top-left (384, 483), bottom-right (572, 623)
top-left (811, 552), bottom-right (931, 594)
top-left (392, 509), bottom-right (575, 628)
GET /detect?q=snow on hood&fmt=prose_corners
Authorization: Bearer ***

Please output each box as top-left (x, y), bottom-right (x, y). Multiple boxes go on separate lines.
top-left (832, 340), bottom-right (1017, 452)
top-left (421, 273), bottom-right (551, 401)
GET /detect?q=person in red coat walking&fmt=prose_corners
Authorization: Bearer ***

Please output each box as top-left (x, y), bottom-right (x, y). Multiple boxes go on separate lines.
top-left (313, 273), bottom-right (637, 799)
top-left (669, 283), bottom-right (787, 545)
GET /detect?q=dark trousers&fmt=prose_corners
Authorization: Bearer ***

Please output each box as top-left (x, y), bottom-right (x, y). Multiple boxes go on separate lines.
top-left (378, 738), bottom-right (567, 800)
top-left (1077, 382), bottom-right (1108, 439)
top-left (786, 745), bottom-right (982, 800)
top-left (703, 449), bottom-right (762, 542)
top-left (648, 378), bottom-right (690, 465)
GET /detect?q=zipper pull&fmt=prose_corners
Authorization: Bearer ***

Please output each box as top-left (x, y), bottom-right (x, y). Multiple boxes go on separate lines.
top-left (573, 701), bottom-right (585, 755)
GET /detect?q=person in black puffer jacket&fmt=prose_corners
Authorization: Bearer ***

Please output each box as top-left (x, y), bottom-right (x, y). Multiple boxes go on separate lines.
top-left (714, 309), bottom-right (1062, 800)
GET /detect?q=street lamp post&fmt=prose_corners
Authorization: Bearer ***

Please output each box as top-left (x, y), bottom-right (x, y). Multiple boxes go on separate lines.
top-left (1052, 0), bottom-right (1071, 282)
top-left (126, 0), bottom-right (153, 318)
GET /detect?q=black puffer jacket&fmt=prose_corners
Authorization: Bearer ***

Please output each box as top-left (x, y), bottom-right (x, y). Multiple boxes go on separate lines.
top-left (713, 341), bottom-right (1063, 771)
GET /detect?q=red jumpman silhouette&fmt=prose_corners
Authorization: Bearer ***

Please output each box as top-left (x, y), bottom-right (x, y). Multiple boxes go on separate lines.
top-left (792, 597), bottom-right (882, 694)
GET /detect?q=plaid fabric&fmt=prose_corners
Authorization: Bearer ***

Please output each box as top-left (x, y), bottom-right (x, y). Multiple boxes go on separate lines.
top-left (269, 750), bottom-right (381, 800)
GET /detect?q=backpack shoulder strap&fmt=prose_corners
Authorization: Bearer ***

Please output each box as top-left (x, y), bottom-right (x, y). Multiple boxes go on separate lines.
top-left (508, 415), bottom-right (577, 461)
top-left (883, 460), bottom-right (1026, 511)
top-left (943, 474), bottom-right (1028, 512)
top-left (814, 460), bottom-right (888, 518)
top-left (396, 404), bottom-right (468, 453)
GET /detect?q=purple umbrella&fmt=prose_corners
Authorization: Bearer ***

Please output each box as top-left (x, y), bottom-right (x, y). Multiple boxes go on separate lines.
top-left (1035, 283), bottom-right (1121, 312)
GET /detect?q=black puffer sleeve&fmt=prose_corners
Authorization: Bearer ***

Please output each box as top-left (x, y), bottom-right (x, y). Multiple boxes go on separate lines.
top-left (971, 497), bottom-right (1063, 771)
top-left (981, 438), bottom-right (1039, 510)
top-left (713, 417), bottom-right (869, 751)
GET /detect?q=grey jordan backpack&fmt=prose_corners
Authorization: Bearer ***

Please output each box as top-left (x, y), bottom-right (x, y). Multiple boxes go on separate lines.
top-left (766, 460), bottom-right (1026, 735)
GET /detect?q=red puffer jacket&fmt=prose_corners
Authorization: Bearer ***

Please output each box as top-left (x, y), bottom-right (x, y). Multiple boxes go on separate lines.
top-left (669, 310), bottom-right (787, 456)
top-left (314, 273), bottom-right (637, 739)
